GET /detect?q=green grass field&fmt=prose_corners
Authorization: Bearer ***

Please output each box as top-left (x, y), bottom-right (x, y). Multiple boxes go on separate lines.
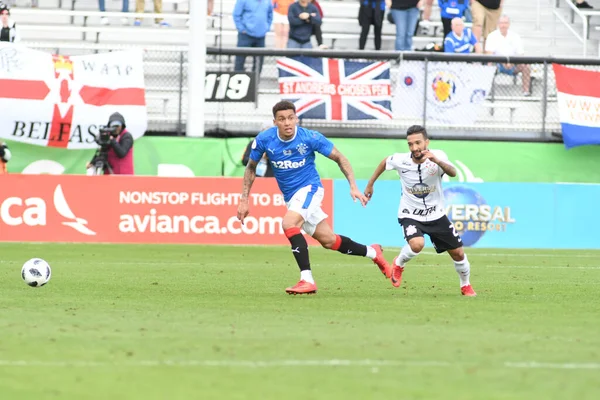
top-left (1, 243), bottom-right (599, 399)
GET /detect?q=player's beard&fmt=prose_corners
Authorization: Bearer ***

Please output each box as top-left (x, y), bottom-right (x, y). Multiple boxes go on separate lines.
top-left (412, 151), bottom-right (424, 160)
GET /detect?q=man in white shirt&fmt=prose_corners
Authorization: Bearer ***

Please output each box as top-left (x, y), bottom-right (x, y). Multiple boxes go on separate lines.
top-left (485, 15), bottom-right (531, 96)
top-left (364, 125), bottom-right (477, 297)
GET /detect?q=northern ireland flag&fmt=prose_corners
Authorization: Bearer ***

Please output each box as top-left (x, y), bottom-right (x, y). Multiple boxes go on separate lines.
top-left (277, 56), bottom-right (392, 120)
top-left (0, 43), bottom-right (147, 149)
top-left (553, 63), bottom-right (600, 149)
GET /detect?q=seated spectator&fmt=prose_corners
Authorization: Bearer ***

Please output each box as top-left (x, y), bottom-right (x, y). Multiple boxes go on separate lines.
top-left (99, 0), bottom-right (130, 26)
top-left (444, 17), bottom-right (480, 53)
top-left (0, 3), bottom-right (18, 43)
top-left (438, 0), bottom-right (470, 40)
top-left (288, 0), bottom-right (322, 49)
top-left (485, 15), bottom-right (531, 96)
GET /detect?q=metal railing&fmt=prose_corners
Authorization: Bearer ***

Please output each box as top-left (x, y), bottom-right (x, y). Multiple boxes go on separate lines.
top-left (553, 0), bottom-right (600, 57)
top-left (21, 43), bottom-right (600, 141)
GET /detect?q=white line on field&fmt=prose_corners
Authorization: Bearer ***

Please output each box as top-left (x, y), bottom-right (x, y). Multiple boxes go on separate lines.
top-left (421, 252), bottom-right (600, 258)
top-left (0, 359), bottom-right (599, 370)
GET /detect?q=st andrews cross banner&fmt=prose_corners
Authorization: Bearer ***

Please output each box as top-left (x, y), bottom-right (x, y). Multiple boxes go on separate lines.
top-left (277, 56), bottom-right (392, 120)
top-left (553, 64), bottom-right (600, 149)
top-left (393, 61), bottom-right (496, 125)
top-left (0, 43), bottom-right (147, 149)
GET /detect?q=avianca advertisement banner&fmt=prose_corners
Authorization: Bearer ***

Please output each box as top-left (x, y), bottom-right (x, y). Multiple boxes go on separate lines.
top-left (0, 43), bottom-right (147, 149)
top-left (0, 175), bottom-right (333, 245)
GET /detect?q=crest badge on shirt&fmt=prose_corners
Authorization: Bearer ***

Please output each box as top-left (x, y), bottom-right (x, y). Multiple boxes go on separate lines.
top-left (296, 143), bottom-right (308, 155)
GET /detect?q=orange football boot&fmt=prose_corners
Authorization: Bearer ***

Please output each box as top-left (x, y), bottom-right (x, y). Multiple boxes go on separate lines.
top-left (390, 256), bottom-right (404, 288)
top-left (285, 280), bottom-right (317, 295)
top-left (371, 244), bottom-right (391, 278)
top-left (461, 285), bottom-right (477, 297)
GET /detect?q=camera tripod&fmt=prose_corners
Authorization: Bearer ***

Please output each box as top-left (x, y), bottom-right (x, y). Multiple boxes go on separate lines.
top-left (91, 149), bottom-right (113, 176)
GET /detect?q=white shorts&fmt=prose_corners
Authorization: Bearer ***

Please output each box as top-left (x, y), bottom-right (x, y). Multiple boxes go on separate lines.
top-left (286, 184), bottom-right (328, 237)
top-left (273, 11), bottom-right (289, 25)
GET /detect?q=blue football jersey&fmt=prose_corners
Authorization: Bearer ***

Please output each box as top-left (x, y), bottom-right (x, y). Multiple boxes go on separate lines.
top-left (249, 126), bottom-right (334, 202)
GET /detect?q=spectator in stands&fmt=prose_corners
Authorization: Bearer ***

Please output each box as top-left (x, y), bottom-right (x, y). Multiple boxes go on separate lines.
top-left (273, 0), bottom-right (295, 48)
top-left (439, 0), bottom-right (470, 40)
top-left (419, 0), bottom-right (434, 35)
top-left (390, 0), bottom-right (420, 51)
top-left (471, 0), bottom-right (502, 45)
top-left (99, 0), bottom-right (130, 26)
top-left (444, 17), bottom-right (480, 53)
top-left (134, 0), bottom-right (169, 27)
top-left (358, 0), bottom-right (386, 50)
top-left (310, 0), bottom-right (327, 49)
top-left (485, 15), bottom-right (531, 96)
top-left (233, 0), bottom-right (273, 73)
top-left (574, 0), bottom-right (593, 9)
top-left (288, 0), bottom-right (322, 49)
top-left (0, 3), bottom-right (18, 43)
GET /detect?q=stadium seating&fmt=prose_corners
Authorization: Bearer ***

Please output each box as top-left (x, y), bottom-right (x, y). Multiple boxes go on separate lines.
top-left (7, 0), bottom-right (598, 136)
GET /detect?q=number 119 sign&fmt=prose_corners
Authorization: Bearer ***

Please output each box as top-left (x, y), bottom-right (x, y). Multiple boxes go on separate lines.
top-left (205, 71), bottom-right (256, 102)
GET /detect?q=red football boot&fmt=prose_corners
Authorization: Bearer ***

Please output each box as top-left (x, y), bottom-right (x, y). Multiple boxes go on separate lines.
top-left (285, 280), bottom-right (317, 295)
top-left (371, 244), bottom-right (391, 278)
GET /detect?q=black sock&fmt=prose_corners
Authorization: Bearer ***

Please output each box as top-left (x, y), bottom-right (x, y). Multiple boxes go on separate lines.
top-left (285, 227), bottom-right (310, 271)
top-left (333, 235), bottom-right (367, 257)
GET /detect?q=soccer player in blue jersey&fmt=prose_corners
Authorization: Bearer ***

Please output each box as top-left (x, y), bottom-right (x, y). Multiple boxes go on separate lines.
top-left (236, 100), bottom-right (391, 295)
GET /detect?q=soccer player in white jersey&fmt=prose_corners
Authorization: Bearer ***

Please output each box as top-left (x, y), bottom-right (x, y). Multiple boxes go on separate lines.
top-left (364, 125), bottom-right (477, 297)
top-left (237, 101), bottom-right (391, 295)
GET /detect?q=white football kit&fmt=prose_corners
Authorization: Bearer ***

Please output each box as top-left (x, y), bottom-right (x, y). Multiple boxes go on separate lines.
top-left (385, 149), bottom-right (453, 223)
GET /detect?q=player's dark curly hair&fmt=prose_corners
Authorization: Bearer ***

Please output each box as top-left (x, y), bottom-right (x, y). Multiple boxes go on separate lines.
top-left (406, 125), bottom-right (428, 139)
top-left (272, 100), bottom-right (296, 118)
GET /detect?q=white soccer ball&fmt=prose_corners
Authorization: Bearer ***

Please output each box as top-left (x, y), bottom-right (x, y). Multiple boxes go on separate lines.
top-left (21, 258), bottom-right (52, 287)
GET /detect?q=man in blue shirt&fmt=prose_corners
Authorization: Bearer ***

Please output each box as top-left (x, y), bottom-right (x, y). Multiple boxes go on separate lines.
top-left (444, 17), bottom-right (481, 54)
top-left (237, 100), bottom-right (391, 295)
top-left (287, 0), bottom-right (322, 48)
top-left (233, 0), bottom-right (273, 73)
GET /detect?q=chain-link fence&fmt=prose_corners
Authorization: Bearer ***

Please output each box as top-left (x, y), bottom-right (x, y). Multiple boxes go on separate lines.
top-left (26, 44), bottom-right (600, 140)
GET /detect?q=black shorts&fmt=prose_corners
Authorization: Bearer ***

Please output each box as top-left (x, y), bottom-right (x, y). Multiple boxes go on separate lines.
top-left (398, 215), bottom-right (463, 254)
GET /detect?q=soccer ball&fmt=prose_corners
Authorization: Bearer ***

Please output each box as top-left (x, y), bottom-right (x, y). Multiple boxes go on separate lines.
top-left (21, 258), bottom-right (52, 287)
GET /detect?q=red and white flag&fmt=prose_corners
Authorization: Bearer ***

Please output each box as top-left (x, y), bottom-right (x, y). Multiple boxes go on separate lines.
top-left (0, 43), bottom-right (147, 149)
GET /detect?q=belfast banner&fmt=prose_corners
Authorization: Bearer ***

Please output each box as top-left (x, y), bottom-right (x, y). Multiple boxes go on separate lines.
top-left (393, 61), bottom-right (496, 125)
top-left (0, 43), bottom-right (147, 149)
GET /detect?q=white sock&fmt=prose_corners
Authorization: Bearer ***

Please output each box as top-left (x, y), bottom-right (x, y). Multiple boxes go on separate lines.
top-left (454, 254), bottom-right (471, 287)
top-left (365, 246), bottom-right (377, 259)
top-left (300, 270), bottom-right (314, 284)
top-left (396, 244), bottom-right (419, 266)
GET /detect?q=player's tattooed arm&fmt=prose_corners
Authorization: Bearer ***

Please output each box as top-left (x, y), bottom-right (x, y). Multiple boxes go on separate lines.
top-left (327, 147), bottom-right (358, 189)
top-left (241, 159), bottom-right (257, 201)
top-left (436, 160), bottom-right (457, 177)
top-left (238, 159), bottom-right (257, 223)
top-left (328, 147), bottom-right (369, 206)
top-left (423, 150), bottom-right (457, 177)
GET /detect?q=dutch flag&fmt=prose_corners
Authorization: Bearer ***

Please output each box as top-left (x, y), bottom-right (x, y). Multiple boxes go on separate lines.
top-left (553, 63), bottom-right (600, 149)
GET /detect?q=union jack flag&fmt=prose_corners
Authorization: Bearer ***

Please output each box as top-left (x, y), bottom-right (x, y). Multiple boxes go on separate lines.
top-left (277, 56), bottom-right (393, 121)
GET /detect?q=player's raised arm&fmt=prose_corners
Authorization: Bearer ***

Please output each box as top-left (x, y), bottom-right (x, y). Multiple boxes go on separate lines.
top-left (421, 150), bottom-right (457, 178)
top-left (364, 157), bottom-right (387, 200)
top-left (237, 158), bottom-right (258, 224)
top-left (327, 147), bottom-right (368, 207)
